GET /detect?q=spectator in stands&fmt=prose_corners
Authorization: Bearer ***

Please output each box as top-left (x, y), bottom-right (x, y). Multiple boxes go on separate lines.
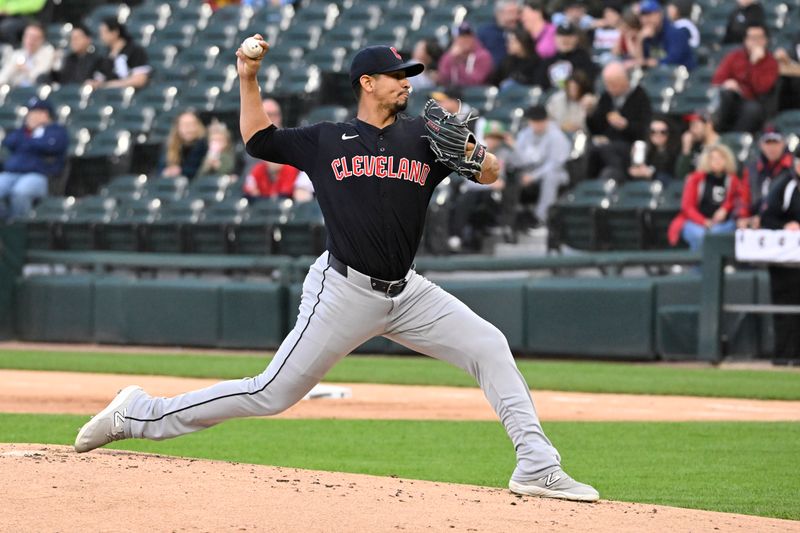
top-left (477, 0), bottom-right (520, 68)
top-left (627, 117), bottom-right (680, 183)
top-left (0, 0), bottom-right (46, 46)
top-left (668, 144), bottom-right (749, 250)
top-left (490, 27), bottom-right (540, 89)
top-left (89, 17), bottom-right (151, 89)
top-left (243, 159), bottom-right (302, 200)
top-left (666, 0), bottom-right (699, 49)
top-left (585, 61), bottom-right (652, 180)
top-left (637, 0), bottom-right (696, 70)
top-left (159, 111), bottom-right (208, 180)
top-left (46, 23), bottom-right (104, 85)
top-left (612, 7), bottom-right (645, 69)
top-left (520, 0), bottom-right (556, 60)
top-left (438, 22), bottom-right (494, 87)
top-left (509, 105), bottom-right (571, 225)
top-left (408, 38), bottom-right (443, 92)
top-left (546, 69), bottom-right (595, 133)
top-left (197, 121), bottom-right (237, 178)
top-left (712, 23), bottom-right (778, 133)
top-left (551, 1), bottom-right (595, 32)
top-left (723, 0), bottom-right (765, 45)
top-left (592, 1), bottom-right (623, 61)
top-left (674, 110), bottom-right (719, 180)
top-left (739, 126), bottom-right (793, 228)
top-left (0, 22), bottom-right (54, 87)
top-left (448, 120), bottom-right (511, 251)
top-left (0, 98), bottom-right (67, 221)
top-left (774, 32), bottom-right (800, 110)
top-left (759, 145), bottom-right (800, 359)
top-left (534, 21), bottom-right (598, 91)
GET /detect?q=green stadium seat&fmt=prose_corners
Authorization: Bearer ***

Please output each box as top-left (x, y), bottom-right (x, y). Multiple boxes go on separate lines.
top-left (600, 181), bottom-right (662, 251)
top-left (364, 25), bottom-right (408, 52)
top-left (98, 173), bottom-right (148, 202)
top-left (141, 197), bottom-right (204, 253)
top-left (144, 176), bottom-right (189, 202)
top-left (300, 105), bottom-right (350, 125)
top-left (273, 200), bottom-right (327, 256)
top-left (23, 196), bottom-right (77, 250)
top-left (548, 179), bottom-right (616, 251)
top-left (647, 180), bottom-right (685, 249)
top-left (61, 196), bottom-right (118, 251)
top-left (461, 85), bottom-right (498, 112)
top-left (233, 197), bottom-right (291, 255)
top-left (186, 174), bottom-right (239, 202)
top-left (99, 197), bottom-right (162, 251)
top-left (189, 197), bottom-right (249, 254)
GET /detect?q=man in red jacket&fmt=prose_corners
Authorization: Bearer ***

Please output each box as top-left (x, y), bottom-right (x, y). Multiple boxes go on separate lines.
top-left (712, 22), bottom-right (778, 133)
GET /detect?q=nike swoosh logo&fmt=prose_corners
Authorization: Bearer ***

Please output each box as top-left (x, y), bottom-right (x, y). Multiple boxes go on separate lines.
top-left (341, 133), bottom-right (359, 140)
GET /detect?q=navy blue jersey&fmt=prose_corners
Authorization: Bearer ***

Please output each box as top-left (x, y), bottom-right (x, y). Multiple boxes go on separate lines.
top-left (246, 114), bottom-right (451, 280)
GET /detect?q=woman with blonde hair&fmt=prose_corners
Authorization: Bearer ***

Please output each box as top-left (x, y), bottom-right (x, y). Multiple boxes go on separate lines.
top-left (159, 110), bottom-right (208, 180)
top-left (198, 120), bottom-right (237, 177)
top-left (668, 143), bottom-right (750, 249)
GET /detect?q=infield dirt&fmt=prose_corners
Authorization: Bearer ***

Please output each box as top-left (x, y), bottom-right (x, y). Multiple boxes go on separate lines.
top-left (2, 444), bottom-right (799, 533)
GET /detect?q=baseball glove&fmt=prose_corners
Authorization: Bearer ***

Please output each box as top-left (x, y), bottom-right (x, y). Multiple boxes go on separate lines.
top-left (422, 99), bottom-right (487, 181)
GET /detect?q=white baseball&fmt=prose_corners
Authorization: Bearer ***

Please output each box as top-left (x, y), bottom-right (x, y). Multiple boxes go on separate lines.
top-left (241, 37), bottom-right (264, 59)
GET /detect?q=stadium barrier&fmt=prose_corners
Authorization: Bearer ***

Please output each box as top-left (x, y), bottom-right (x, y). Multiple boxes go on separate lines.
top-left (6, 228), bottom-right (768, 359)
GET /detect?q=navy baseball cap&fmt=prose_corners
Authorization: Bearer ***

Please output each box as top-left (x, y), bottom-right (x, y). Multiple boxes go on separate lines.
top-left (349, 45), bottom-right (424, 88)
top-left (26, 97), bottom-right (53, 116)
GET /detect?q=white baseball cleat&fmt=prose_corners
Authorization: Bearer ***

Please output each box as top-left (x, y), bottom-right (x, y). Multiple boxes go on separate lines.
top-left (509, 468), bottom-right (600, 502)
top-left (74, 385), bottom-right (144, 453)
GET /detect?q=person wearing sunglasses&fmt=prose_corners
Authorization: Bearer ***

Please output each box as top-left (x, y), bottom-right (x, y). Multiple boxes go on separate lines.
top-left (627, 118), bottom-right (680, 183)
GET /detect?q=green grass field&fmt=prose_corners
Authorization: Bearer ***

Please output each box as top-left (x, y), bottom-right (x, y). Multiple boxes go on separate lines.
top-left (2, 348), bottom-right (799, 521)
top-left (1, 349), bottom-right (800, 399)
top-left (1, 413), bottom-right (798, 520)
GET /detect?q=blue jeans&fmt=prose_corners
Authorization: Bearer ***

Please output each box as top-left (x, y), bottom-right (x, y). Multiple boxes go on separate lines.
top-left (681, 219), bottom-right (736, 251)
top-left (0, 171), bottom-right (48, 221)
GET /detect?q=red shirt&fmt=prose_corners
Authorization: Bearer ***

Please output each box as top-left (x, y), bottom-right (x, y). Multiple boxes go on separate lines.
top-left (243, 162), bottom-right (299, 198)
top-left (668, 170), bottom-right (750, 245)
top-left (711, 47), bottom-right (779, 100)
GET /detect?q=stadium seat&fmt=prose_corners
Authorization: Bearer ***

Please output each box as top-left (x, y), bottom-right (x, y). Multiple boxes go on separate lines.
top-left (23, 196), bottom-right (77, 250)
top-left (300, 105), bottom-right (350, 125)
top-left (461, 85), bottom-right (498, 113)
top-left (189, 197), bottom-right (249, 254)
top-left (99, 197), bottom-right (162, 251)
top-left (144, 176), bottom-right (189, 202)
top-left (318, 24), bottom-right (366, 52)
top-left (547, 179), bottom-right (616, 251)
top-left (336, 3), bottom-right (382, 31)
top-left (186, 174), bottom-right (239, 203)
top-left (60, 196), bottom-right (118, 250)
top-left (99, 174), bottom-right (149, 202)
top-left (272, 200), bottom-right (327, 256)
top-left (599, 180), bottom-right (662, 250)
top-left (233, 197), bottom-right (291, 255)
top-left (364, 24), bottom-right (408, 52)
top-left (647, 180), bottom-right (685, 249)
top-left (720, 132), bottom-right (754, 165)
top-left (141, 197), bottom-right (205, 253)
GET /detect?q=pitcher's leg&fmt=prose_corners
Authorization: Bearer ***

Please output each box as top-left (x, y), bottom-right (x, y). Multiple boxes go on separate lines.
top-left (126, 257), bottom-right (387, 440)
top-left (386, 275), bottom-right (560, 480)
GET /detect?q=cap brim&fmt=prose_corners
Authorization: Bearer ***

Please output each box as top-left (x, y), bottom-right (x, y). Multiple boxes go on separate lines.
top-left (377, 60), bottom-right (424, 78)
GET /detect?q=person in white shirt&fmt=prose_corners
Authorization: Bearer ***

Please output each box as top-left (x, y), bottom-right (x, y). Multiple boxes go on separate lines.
top-left (0, 22), bottom-right (54, 87)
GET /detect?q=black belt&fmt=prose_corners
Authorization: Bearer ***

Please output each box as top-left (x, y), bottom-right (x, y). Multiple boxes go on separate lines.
top-left (327, 253), bottom-right (408, 297)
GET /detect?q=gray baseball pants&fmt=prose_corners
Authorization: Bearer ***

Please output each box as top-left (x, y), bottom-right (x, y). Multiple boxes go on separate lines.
top-left (125, 252), bottom-right (561, 481)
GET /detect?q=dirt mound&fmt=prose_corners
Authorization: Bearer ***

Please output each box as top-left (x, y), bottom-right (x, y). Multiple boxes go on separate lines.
top-left (2, 444), bottom-right (797, 533)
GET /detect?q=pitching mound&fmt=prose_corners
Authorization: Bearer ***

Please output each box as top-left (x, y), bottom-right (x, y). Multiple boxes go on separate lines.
top-left (2, 444), bottom-right (797, 533)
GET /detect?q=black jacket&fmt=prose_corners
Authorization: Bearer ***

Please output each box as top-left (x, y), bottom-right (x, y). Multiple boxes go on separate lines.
top-left (586, 86), bottom-right (652, 144)
top-left (723, 3), bottom-right (766, 44)
top-left (50, 51), bottom-right (104, 85)
top-left (761, 173), bottom-right (800, 229)
top-left (535, 48), bottom-right (598, 90)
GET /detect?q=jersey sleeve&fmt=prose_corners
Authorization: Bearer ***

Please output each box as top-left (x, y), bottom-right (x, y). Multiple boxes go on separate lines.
top-left (245, 123), bottom-right (323, 172)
